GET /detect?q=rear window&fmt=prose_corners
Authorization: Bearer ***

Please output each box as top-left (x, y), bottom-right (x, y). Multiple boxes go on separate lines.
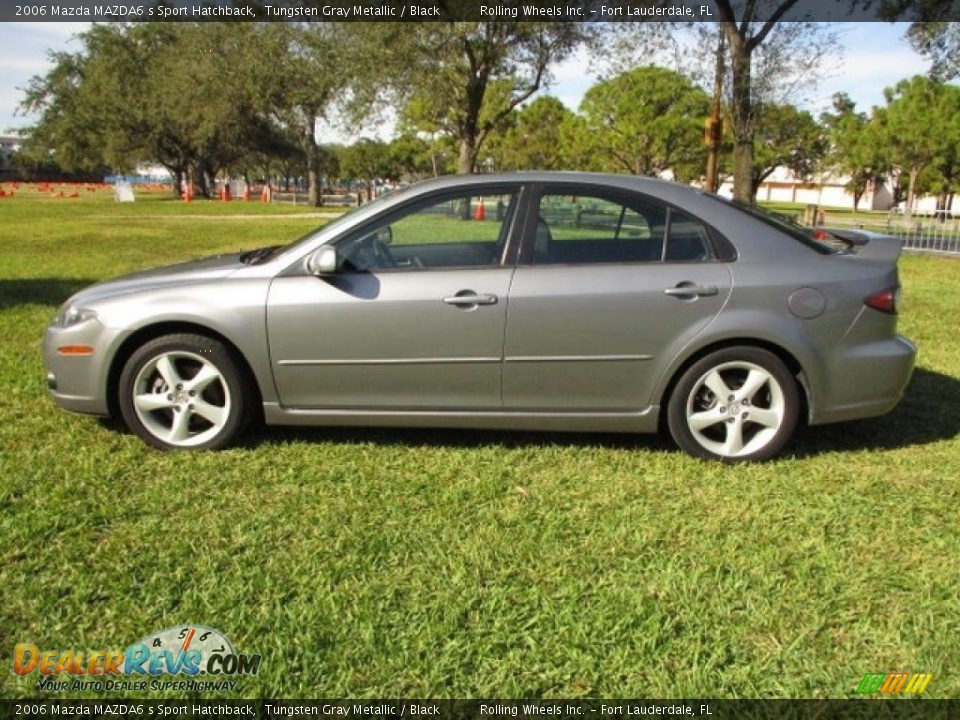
top-left (710, 196), bottom-right (842, 255)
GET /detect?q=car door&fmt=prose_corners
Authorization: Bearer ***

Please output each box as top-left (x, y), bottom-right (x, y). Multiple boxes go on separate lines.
top-left (503, 185), bottom-right (733, 412)
top-left (266, 185), bottom-right (523, 409)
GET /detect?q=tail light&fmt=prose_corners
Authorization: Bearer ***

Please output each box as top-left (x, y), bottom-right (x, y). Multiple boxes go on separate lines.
top-left (864, 288), bottom-right (899, 314)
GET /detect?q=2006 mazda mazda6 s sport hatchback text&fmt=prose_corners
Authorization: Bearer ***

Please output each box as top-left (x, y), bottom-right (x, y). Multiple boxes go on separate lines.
top-left (43, 173), bottom-right (916, 461)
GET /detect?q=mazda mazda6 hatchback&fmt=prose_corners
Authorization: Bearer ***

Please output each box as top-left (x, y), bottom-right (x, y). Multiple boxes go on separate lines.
top-left (43, 172), bottom-right (916, 461)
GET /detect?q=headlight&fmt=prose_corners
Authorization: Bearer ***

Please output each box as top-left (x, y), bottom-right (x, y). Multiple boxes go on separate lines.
top-left (54, 305), bottom-right (98, 328)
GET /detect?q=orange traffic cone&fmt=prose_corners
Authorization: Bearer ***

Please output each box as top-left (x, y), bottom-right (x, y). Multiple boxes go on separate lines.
top-left (474, 197), bottom-right (485, 221)
top-left (260, 186), bottom-right (270, 203)
top-left (242, 188), bottom-right (250, 202)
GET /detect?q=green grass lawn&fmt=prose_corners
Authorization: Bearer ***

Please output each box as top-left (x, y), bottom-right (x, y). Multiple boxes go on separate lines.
top-left (1, 187), bottom-right (959, 699)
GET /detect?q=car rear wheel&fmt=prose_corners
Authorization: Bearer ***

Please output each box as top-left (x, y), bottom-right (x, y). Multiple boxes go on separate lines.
top-left (118, 333), bottom-right (250, 450)
top-left (667, 347), bottom-right (799, 462)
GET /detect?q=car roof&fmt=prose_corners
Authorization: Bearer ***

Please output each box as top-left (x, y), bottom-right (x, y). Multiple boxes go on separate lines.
top-left (407, 171), bottom-right (703, 195)
top-left (407, 171), bottom-right (731, 213)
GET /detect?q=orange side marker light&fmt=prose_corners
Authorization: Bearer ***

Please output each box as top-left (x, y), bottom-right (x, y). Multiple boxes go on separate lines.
top-left (57, 345), bottom-right (95, 356)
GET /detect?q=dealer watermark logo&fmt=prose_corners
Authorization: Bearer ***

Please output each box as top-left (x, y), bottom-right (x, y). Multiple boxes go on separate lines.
top-left (855, 672), bottom-right (933, 695)
top-left (13, 625), bottom-right (261, 693)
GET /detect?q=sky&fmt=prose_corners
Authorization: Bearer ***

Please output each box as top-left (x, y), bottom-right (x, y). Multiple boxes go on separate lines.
top-left (0, 21), bottom-right (935, 139)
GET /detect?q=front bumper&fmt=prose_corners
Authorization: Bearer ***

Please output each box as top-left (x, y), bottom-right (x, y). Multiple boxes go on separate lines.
top-left (42, 320), bottom-right (111, 416)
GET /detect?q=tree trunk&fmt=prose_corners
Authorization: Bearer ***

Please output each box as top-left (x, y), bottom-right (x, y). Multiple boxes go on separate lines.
top-left (457, 135), bottom-right (478, 175)
top-left (164, 165), bottom-right (183, 198)
top-left (194, 160), bottom-right (213, 198)
top-left (905, 168), bottom-right (918, 222)
top-left (726, 30), bottom-right (754, 203)
top-left (304, 140), bottom-right (320, 207)
top-left (704, 28), bottom-right (726, 193)
top-left (733, 141), bottom-right (754, 203)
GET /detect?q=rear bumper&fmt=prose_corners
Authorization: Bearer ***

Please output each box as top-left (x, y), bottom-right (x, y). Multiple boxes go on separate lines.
top-left (811, 334), bottom-right (916, 425)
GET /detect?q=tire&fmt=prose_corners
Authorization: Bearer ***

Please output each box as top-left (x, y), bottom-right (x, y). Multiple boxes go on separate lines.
top-left (118, 333), bottom-right (250, 450)
top-left (667, 347), bottom-right (800, 462)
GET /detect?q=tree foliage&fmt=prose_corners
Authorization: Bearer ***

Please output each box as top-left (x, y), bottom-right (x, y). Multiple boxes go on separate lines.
top-left (596, 14), bottom-right (837, 202)
top-left (575, 67), bottom-right (709, 179)
top-left (21, 24), bottom-right (271, 196)
top-left (820, 93), bottom-right (889, 211)
top-left (907, 22), bottom-right (960, 80)
top-left (877, 75), bottom-right (956, 218)
top-left (486, 96), bottom-right (576, 171)
top-left (248, 23), bottom-right (353, 205)
top-left (359, 22), bottom-right (588, 173)
top-left (20, 22), bottom-right (351, 203)
top-left (751, 102), bottom-right (826, 196)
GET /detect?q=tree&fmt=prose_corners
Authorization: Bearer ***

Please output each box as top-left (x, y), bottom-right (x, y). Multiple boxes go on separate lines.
top-left (21, 24), bottom-right (266, 197)
top-left (576, 67), bottom-right (709, 178)
top-left (751, 102), bottom-right (826, 198)
top-left (396, 97), bottom-right (458, 178)
top-left (877, 75), bottom-right (950, 219)
top-left (337, 138), bottom-right (395, 186)
top-left (20, 23), bottom-right (353, 204)
top-left (359, 22), bottom-right (587, 174)
top-left (19, 24), bottom-right (175, 181)
top-left (486, 96), bottom-right (576, 171)
top-left (385, 134), bottom-right (440, 180)
top-left (596, 14), bottom-right (836, 202)
top-left (556, 113), bottom-right (598, 173)
top-left (148, 23), bottom-right (283, 196)
top-left (249, 23), bottom-right (353, 206)
top-left (715, 1), bottom-right (822, 202)
top-left (913, 83), bottom-right (960, 215)
top-left (907, 22), bottom-right (960, 79)
top-left (820, 93), bottom-right (890, 212)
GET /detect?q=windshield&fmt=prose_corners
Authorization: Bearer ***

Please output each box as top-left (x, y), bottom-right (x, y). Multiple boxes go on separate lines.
top-left (245, 192), bottom-right (400, 264)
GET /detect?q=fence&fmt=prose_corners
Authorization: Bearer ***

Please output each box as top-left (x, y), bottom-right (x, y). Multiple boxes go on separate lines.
top-left (819, 215), bottom-right (960, 255)
top-left (271, 191), bottom-right (359, 207)
top-left (890, 223), bottom-right (960, 255)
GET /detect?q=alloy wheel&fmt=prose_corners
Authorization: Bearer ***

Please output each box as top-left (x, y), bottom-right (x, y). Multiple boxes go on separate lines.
top-left (131, 350), bottom-right (232, 448)
top-left (684, 360), bottom-right (787, 459)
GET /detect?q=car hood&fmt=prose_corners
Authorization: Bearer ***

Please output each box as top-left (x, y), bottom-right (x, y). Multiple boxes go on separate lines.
top-left (66, 252), bottom-right (245, 307)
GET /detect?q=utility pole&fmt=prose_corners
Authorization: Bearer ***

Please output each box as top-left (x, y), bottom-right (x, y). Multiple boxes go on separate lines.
top-left (704, 27), bottom-right (725, 193)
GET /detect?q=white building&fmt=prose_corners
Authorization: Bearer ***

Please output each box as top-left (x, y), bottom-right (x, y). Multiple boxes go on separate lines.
top-left (0, 134), bottom-right (23, 173)
top-left (716, 166), bottom-right (946, 214)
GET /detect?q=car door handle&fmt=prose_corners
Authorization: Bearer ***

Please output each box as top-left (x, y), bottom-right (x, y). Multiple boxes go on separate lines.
top-left (664, 284), bottom-right (719, 298)
top-left (443, 293), bottom-right (499, 306)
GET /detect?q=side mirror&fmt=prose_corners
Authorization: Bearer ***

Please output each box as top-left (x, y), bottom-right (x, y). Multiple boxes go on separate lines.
top-left (306, 245), bottom-right (338, 276)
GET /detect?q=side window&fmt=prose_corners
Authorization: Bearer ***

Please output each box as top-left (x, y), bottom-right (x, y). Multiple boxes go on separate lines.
top-left (665, 210), bottom-right (714, 262)
top-left (535, 194), bottom-right (667, 264)
top-left (338, 191), bottom-right (517, 271)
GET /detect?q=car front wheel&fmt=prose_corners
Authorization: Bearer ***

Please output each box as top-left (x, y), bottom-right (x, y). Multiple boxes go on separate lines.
top-left (667, 347), bottom-right (800, 462)
top-left (118, 333), bottom-right (250, 450)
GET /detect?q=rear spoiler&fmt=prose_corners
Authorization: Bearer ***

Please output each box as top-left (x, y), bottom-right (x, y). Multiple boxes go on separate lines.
top-left (824, 229), bottom-right (904, 263)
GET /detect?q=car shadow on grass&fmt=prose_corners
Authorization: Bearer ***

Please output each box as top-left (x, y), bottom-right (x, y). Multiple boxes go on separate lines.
top-left (249, 367), bottom-right (959, 458)
top-left (248, 423), bottom-right (670, 453)
top-left (791, 367), bottom-right (960, 457)
top-left (100, 413), bottom-right (665, 451)
top-left (0, 278), bottom-right (97, 310)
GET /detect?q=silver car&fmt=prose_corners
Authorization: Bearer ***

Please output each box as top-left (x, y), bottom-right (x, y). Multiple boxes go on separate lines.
top-left (43, 173), bottom-right (916, 461)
